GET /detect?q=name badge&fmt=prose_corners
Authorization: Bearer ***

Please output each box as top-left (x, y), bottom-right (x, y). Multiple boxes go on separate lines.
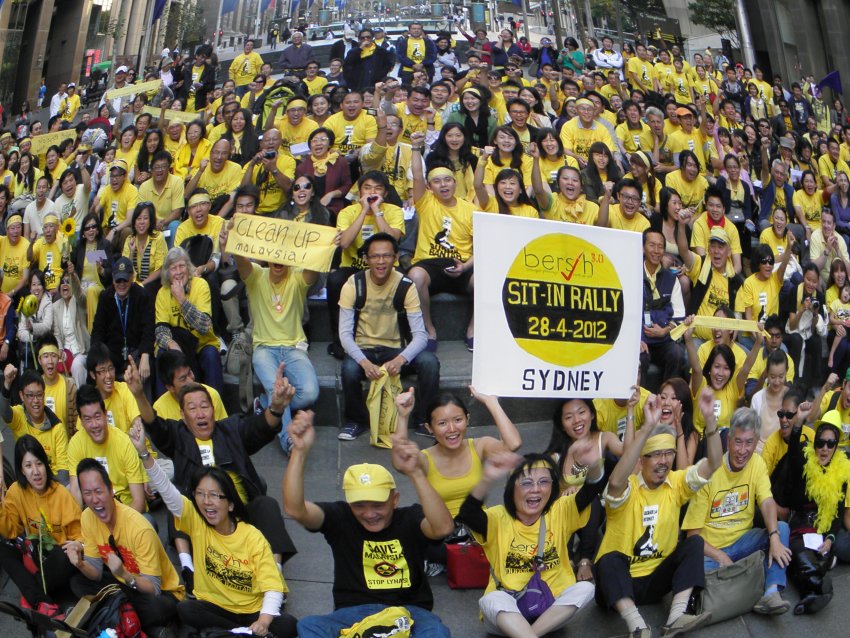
top-left (106, 410), bottom-right (115, 427)
top-left (642, 505), bottom-right (659, 526)
top-left (45, 396), bottom-right (56, 414)
top-left (713, 400), bottom-right (722, 419)
top-left (198, 444), bottom-right (214, 466)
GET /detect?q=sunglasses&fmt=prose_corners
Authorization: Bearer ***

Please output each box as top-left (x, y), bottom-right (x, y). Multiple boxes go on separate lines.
top-left (292, 183), bottom-right (313, 192)
top-left (777, 410), bottom-right (797, 419)
top-left (814, 438), bottom-right (838, 449)
top-left (83, 224), bottom-right (99, 231)
top-left (760, 257), bottom-right (775, 265)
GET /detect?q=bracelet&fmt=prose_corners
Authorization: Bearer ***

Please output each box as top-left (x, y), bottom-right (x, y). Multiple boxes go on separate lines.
top-left (268, 407), bottom-right (284, 418)
top-left (769, 529), bottom-right (779, 538)
top-left (412, 146), bottom-right (424, 153)
top-left (138, 451), bottom-right (150, 460)
top-left (826, 534), bottom-right (836, 543)
top-left (705, 429), bottom-right (719, 437)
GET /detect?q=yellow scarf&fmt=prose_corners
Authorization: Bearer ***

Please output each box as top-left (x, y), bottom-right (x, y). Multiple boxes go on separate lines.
top-left (697, 254), bottom-right (735, 286)
top-left (360, 42), bottom-right (376, 59)
top-left (803, 441), bottom-right (850, 533)
top-left (312, 151), bottom-right (340, 176)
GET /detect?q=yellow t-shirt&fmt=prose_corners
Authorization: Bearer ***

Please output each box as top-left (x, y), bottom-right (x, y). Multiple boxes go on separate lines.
top-left (98, 182), bottom-right (141, 230)
top-left (747, 347), bottom-right (795, 387)
top-left (174, 139), bottom-right (213, 179)
top-left (303, 75), bottom-right (328, 96)
top-left (31, 236), bottom-right (66, 291)
top-left (175, 495), bottom-right (285, 612)
top-left (403, 37), bottom-right (427, 69)
top-left (735, 272), bottom-right (782, 320)
top-left (229, 51), bottom-right (264, 86)
top-left (60, 94), bottom-right (81, 122)
top-left (337, 203), bottom-right (406, 269)
top-left (627, 57), bottom-right (655, 92)
top-left (686, 254), bottom-right (732, 341)
top-left (122, 233), bottom-right (168, 280)
top-left (667, 71), bottom-right (693, 104)
top-left (793, 189), bottom-right (824, 231)
top-left (245, 154), bottom-right (298, 214)
top-left (68, 428), bottom-right (146, 505)
top-left (543, 193), bottom-right (599, 225)
top-left (759, 227), bottom-right (789, 259)
top-left (412, 191), bottom-right (475, 264)
top-left (396, 109), bottom-right (442, 145)
top-left (481, 198), bottom-right (540, 218)
top-left (482, 155), bottom-right (533, 189)
top-left (475, 495), bottom-right (590, 596)
top-left (817, 155), bottom-right (850, 184)
top-left (8, 406), bottom-right (68, 472)
top-left (43, 374), bottom-right (71, 434)
top-left (245, 264), bottom-right (309, 347)
top-left (155, 277), bottom-right (218, 352)
top-left (194, 161), bottom-right (243, 200)
top-left (0, 481), bottom-right (81, 543)
top-left (82, 502), bottom-right (184, 597)
top-left (598, 468), bottom-right (703, 577)
top-left (682, 454), bottom-right (773, 549)
top-left (560, 119), bottom-right (615, 160)
top-left (594, 389), bottom-right (650, 439)
top-left (615, 121), bottom-right (654, 154)
top-left (607, 204), bottom-right (651, 233)
top-left (760, 426), bottom-right (814, 475)
top-left (339, 270), bottom-right (420, 349)
top-left (114, 146), bottom-right (139, 172)
top-left (0, 236), bottom-right (30, 293)
top-left (665, 170), bottom-right (709, 212)
top-left (273, 118), bottom-right (319, 157)
top-left (691, 215), bottom-right (742, 259)
top-left (153, 383), bottom-right (228, 422)
top-left (538, 155), bottom-right (580, 184)
top-left (324, 111), bottom-right (378, 154)
top-left (174, 213), bottom-right (225, 249)
top-left (697, 340), bottom-right (747, 372)
top-left (693, 377), bottom-right (741, 435)
top-left (72, 381), bottom-right (140, 435)
top-left (668, 129), bottom-right (707, 172)
top-left (138, 174), bottom-right (185, 223)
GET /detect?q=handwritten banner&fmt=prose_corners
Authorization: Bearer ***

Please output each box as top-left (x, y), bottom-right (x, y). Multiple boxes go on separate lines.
top-left (142, 106), bottom-right (200, 124)
top-left (104, 79), bottom-right (161, 100)
top-left (30, 130), bottom-right (77, 155)
top-left (225, 213), bottom-right (337, 272)
top-left (472, 214), bottom-right (643, 398)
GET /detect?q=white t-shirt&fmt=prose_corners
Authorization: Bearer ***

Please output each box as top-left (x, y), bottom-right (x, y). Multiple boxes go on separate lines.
top-left (23, 199), bottom-right (58, 237)
top-left (54, 184), bottom-right (89, 227)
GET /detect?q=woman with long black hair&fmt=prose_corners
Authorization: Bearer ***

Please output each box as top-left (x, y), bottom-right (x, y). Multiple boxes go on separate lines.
top-left (445, 86), bottom-right (496, 150)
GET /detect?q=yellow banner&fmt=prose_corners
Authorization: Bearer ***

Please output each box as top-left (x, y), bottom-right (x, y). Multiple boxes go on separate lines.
top-left (105, 79), bottom-right (161, 100)
top-left (30, 130), bottom-right (77, 155)
top-left (141, 106), bottom-right (200, 124)
top-left (225, 213), bottom-right (337, 272)
top-left (669, 316), bottom-right (768, 341)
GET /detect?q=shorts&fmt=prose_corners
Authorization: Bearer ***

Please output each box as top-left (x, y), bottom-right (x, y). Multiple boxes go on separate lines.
top-left (479, 580), bottom-right (594, 634)
top-left (411, 258), bottom-right (473, 296)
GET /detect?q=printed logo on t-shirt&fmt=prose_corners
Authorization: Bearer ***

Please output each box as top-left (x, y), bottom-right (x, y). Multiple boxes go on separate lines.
top-left (198, 444), bottom-right (214, 466)
top-left (95, 456), bottom-right (109, 474)
top-left (45, 396), bottom-right (56, 414)
top-left (96, 541), bottom-right (140, 574)
top-left (204, 545), bottom-right (253, 591)
top-left (106, 410), bottom-right (115, 427)
top-left (713, 400), bottom-right (722, 419)
top-left (709, 485), bottom-right (750, 519)
top-left (429, 216), bottom-right (461, 260)
top-left (362, 539), bottom-right (411, 589)
top-left (631, 507), bottom-right (661, 564)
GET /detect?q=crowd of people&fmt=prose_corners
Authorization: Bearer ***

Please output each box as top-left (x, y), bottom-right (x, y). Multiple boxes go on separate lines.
top-left (0, 18), bottom-right (848, 638)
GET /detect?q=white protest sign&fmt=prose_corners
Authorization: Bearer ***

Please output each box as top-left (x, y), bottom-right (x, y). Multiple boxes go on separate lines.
top-left (472, 213), bottom-right (643, 398)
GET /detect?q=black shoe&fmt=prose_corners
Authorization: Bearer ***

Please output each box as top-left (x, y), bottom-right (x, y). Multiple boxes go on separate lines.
top-left (181, 567), bottom-right (195, 599)
top-left (327, 342), bottom-right (345, 360)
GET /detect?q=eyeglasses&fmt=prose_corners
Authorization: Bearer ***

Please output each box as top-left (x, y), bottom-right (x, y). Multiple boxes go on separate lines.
top-left (194, 489), bottom-right (227, 501)
top-left (619, 194), bottom-right (641, 202)
top-left (517, 478), bottom-right (553, 489)
top-left (23, 392), bottom-right (44, 400)
top-left (367, 253), bottom-right (395, 262)
top-left (777, 410), bottom-right (797, 419)
top-left (814, 438), bottom-right (838, 449)
top-left (359, 35), bottom-right (373, 41)
top-left (94, 365), bottom-right (115, 376)
top-left (292, 183), bottom-right (313, 192)
top-left (643, 449), bottom-right (676, 460)
top-left (760, 257), bottom-right (775, 265)
top-left (311, 137), bottom-right (330, 143)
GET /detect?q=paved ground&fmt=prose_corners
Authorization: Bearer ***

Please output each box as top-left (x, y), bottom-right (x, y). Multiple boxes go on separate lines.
top-left (0, 420), bottom-right (847, 636)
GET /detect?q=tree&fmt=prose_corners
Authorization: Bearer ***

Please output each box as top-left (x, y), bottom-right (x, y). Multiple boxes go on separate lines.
top-left (688, 0), bottom-right (740, 47)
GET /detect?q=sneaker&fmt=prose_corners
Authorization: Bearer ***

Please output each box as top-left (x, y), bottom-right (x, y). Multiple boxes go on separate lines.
top-left (660, 612), bottom-right (711, 637)
top-left (219, 336), bottom-right (228, 354)
top-left (631, 629), bottom-right (652, 638)
top-left (181, 567), bottom-right (195, 599)
top-left (465, 336), bottom-right (474, 352)
top-left (414, 423), bottom-right (434, 438)
top-left (279, 430), bottom-right (294, 456)
top-left (253, 397), bottom-right (264, 416)
top-left (35, 601), bottom-right (65, 620)
top-left (338, 422), bottom-right (367, 440)
top-left (753, 590), bottom-right (791, 615)
top-left (327, 342), bottom-right (345, 360)
top-left (424, 560), bottom-right (446, 577)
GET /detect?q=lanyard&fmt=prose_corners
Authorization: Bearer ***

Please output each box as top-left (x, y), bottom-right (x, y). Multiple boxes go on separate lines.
top-left (114, 294), bottom-right (129, 337)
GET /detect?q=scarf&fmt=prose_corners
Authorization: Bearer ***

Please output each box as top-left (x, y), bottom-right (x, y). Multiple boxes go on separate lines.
top-left (360, 42), bottom-right (376, 59)
top-left (312, 151), bottom-right (340, 176)
top-left (697, 253), bottom-right (735, 286)
top-left (803, 442), bottom-right (850, 533)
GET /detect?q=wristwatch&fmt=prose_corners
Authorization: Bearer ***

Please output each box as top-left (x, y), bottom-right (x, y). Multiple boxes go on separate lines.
top-left (126, 575), bottom-right (138, 589)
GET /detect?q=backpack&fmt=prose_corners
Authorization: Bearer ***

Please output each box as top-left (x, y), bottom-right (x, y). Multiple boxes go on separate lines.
top-left (352, 270), bottom-right (413, 346)
top-left (85, 590), bottom-right (145, 638)
top-left (251, 80), bottom-right (301, 125)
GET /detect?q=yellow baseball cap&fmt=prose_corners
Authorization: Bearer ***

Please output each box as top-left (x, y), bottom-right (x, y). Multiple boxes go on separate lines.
top-left (342, 463), bottom-right (396, 503)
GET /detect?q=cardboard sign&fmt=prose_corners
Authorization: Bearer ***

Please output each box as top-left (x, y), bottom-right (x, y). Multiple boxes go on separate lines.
top-left (225, 213), bottom-right (337, 272)
top-left (29, 130), bottom-right (77, 155)
top-left (472, 213), bottom-right (643, 398)
top-left (104, 79), bottom-right (161, 100)
top-left (142, 106), bottom-right (200, 124)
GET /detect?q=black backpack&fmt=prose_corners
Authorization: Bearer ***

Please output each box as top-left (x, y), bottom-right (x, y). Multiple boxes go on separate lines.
top-left (352, 270), bottom-right (413, 346)
top-left (85, 590), bottom-right (143, 638)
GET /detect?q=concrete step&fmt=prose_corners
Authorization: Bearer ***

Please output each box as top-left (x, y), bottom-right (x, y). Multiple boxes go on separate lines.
top-left (304, 292), bottom-right (472, 343)
top-left (223, 340), bottom-right (559, 428)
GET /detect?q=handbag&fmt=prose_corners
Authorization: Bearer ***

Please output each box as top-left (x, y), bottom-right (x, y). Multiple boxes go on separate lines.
top-left (446, 541), bottom-right (490, 589)
top-left (491, 517), bottom-right (555, 621)
top-left (56, 584), bottom-right (121, 638)
top-left (697, 549), bottom-right (764, 624)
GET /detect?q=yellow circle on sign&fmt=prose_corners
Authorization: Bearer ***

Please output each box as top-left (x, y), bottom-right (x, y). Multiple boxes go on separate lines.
top-left (501, 233), bottom-right (625, 367)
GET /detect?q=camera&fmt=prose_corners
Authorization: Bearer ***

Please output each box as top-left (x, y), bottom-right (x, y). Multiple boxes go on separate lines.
top-left (264, 150), bottom-right (277, 159)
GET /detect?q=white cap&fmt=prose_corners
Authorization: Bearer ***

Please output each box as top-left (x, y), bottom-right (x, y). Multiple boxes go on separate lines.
top-left (115, 65), bottom-right (128, 74)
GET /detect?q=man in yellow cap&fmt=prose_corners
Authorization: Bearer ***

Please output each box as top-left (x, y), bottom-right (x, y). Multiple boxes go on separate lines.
top-left (93, 158), bottom-right (141, 252)
top-left (595, 391), bottom-right (723, 637)
top-left (266, 97), bottom-right (318, 159)
top-left (28, 213), bottom-right (65, 292)
top-left (559, 97), bottom-right (616, 166)
top-left (284, 411), bottom-right (454, 637)
top-left (0, 213), bottom-right (31, 297)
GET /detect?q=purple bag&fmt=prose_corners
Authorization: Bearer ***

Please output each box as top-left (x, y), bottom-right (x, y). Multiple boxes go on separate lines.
top-left (493, 516), bottom-right (555, 621)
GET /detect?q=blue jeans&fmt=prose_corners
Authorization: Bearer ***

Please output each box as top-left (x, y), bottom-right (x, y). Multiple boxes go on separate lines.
top-left (703, 522), bottom-right (790, 591)
top-left (297, 604), bottom-right (450, 638)
top-left (253, 345), bottom-right (319, 447)
top-left (164, 219), bottom-right (180, 248)
top-left (198, 345), bottom-right (224, 393)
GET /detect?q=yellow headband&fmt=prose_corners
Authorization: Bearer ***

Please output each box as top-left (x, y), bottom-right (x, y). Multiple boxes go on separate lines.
top-left (528, 460), bottom-right (551, 470)
top-left (188, 192), bottom-right (211, 207)
top-left (632, 150), bottom-right (650, 167)
top-left (642, 433), bottom-right (676, 456)
top-left (42, 214), bottom-right (59, 225)
top-left (6, 214), bottom-right (22, 227)
top-left (287, 98), bottom-right (308, 110)
top-left (575, 98), bottom-right (594, 108)
top-left (427, 167), bottom-right (454, 182)
top-left (461, 87), bottom-right (482, 100)
top-left (19, 137), bottom-right (32, 146)
top-left (38, 344), bottom-right (60, 357)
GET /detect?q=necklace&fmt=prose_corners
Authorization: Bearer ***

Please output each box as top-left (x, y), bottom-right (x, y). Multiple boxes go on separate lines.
top-left (269, 274), bottom-right (287, 313)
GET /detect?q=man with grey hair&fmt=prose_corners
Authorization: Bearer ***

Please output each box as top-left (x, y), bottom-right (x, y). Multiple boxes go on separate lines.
top-left (682, 406), bottom-right (793, 615)
top-left (278, 31), bottom-right (314, 76)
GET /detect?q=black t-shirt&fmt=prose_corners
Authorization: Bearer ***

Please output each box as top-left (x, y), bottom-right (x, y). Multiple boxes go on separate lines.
top-left (315, 501), bottom-right (433, 610)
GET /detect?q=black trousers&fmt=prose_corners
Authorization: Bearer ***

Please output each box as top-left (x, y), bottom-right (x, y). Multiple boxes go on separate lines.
top-left (0, 542), bottom-right (75, 605)
top-left (178, 598), bottom-right (297, 638)
top-left (325, 266), bottom-right (358, 349)
top-left (70, 571), bottom-right (179, 632)
top-left (641, 339), bottom-right (686, 387)
top-left (595, 534), bottom-right (705, 608)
